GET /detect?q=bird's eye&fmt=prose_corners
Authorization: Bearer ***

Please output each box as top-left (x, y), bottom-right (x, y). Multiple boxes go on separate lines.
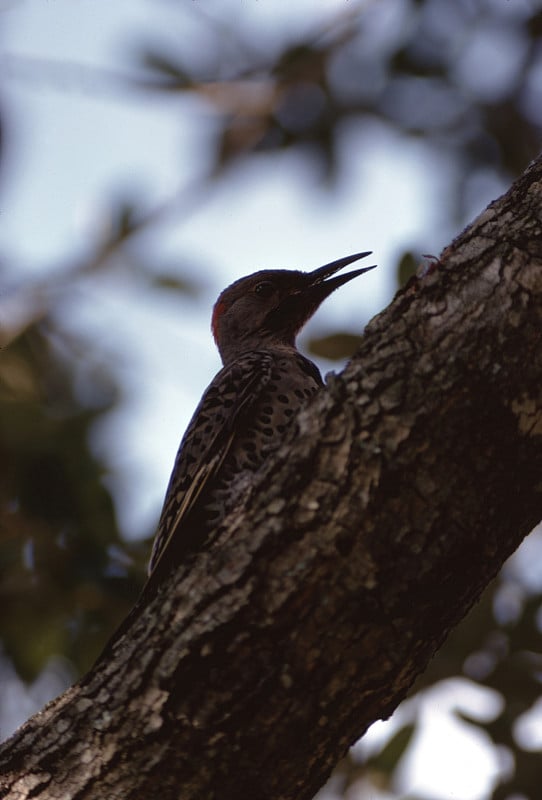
top-left (254, 281), bottom-right (275, 298)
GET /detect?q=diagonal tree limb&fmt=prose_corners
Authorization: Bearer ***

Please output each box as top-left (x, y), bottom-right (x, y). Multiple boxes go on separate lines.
top-left (1, 155), bottom-right (542, 800)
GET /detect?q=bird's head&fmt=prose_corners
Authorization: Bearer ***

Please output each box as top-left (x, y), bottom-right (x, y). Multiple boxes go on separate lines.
top-left (211, 252), bottom-right (376, 365)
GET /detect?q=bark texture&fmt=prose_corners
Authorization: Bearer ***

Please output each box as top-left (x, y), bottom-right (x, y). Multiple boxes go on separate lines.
top-left (2, 156), bottom-right (542, 800)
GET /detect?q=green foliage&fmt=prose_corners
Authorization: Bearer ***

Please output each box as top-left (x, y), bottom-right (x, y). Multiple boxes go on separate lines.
top-left (307, 332), bottom-right (363, 361)
top-left (0, 321), bottom-right (146, 680)
top-left (366, 723), bottom-right (416, 777)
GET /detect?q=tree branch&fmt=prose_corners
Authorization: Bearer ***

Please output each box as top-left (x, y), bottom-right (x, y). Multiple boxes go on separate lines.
top-left (2, 155), bottom-right (542, 800)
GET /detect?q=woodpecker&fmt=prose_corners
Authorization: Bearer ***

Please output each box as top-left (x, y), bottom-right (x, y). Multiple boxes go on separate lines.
top-left (148, 252), bottom-right (375, 578)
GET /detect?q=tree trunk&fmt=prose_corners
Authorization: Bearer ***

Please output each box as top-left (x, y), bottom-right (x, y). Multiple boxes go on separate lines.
top-left (2, 155), bottom-right (542, 800)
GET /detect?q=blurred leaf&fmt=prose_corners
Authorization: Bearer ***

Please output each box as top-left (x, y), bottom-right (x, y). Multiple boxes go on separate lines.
top-left (391, 44), bottom-right (447, 79)
top-left (0, 321), bottom-right (145, 680)
top-left (307, 332), bottom-right (363, 361)
top-left (366, 723), bottom-right (416, 776)
top-left (151, 273), bottom-right (199, 294)
top-left (526, 9), bottom-right (542, 38)
top-left (139, 48), bottom-right (193, 88)
top-left (397, 252), bottom-right (418, 287)
top-left (273, 44), bottom-right (328, 84)
top-left (109, 200), bottom-right (141, 242)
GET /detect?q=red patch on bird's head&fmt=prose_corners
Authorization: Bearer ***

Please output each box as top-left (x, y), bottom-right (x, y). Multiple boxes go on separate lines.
top-left (211, 299), bottom-right (226, 345)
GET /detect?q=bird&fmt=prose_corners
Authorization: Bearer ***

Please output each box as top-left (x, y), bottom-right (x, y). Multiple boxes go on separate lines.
top-left (147, 252), bottom-right (376, 580)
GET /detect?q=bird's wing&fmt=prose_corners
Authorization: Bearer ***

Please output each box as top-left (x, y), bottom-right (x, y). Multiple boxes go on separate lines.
top-left (147, 352), bottom-right (273, 577)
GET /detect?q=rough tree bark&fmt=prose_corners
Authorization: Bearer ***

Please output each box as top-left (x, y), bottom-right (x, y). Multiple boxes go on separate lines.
top-left (1, 155), bottom-right (542, 800)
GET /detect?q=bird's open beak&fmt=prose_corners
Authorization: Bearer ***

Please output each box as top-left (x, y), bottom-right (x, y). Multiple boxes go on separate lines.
top-left (307, 251), bottom-right (376, 294)
top-left (293, 252), bottom-right (376, 315)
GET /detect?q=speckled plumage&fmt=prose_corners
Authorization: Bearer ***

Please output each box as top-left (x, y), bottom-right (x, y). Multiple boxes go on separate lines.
top-left (148, 253), bottom-right (375, 578)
